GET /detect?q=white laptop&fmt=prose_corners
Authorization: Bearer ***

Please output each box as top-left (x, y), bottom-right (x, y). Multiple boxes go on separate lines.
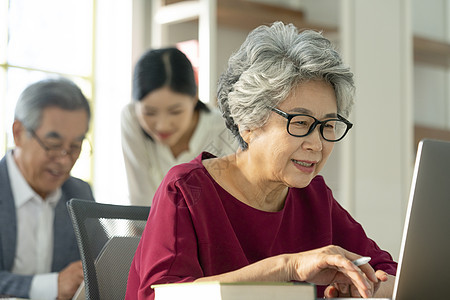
top-left (325, 139), bottom-right (450, 300)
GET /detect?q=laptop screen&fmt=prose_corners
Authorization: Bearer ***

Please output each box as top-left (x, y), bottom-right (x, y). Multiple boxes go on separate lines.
top-left (393, 139), bottom-right (450, 299)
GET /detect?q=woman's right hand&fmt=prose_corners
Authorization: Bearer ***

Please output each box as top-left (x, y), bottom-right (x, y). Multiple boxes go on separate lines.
top-left (286, 245), bottom-right (378, 298)
top-left (196, 245), bottom-right (378, 298)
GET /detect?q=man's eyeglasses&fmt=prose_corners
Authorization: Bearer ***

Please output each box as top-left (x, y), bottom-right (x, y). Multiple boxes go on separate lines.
top-left (269, 107), bottom-right (353, 142)
top-left (28, 129), bottom-right (88, 159)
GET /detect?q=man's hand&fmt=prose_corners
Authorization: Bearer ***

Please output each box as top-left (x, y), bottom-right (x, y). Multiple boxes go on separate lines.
top-left (57, 260), bottom-right (84, 300)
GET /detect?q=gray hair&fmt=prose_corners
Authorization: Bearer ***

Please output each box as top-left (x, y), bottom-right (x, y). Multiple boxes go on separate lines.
top-left (14, 77), bottom-right (91, 131)
top-left (217, 22), bottom-right (355, 150)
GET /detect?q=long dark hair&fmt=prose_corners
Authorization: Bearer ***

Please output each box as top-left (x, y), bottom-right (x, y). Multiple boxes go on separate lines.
top-left (133, 47), bottom-right (209, 112)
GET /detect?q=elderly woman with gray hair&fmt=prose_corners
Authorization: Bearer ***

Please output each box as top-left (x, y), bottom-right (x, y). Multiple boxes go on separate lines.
top-left (126, 22), bottom-right (397, 299)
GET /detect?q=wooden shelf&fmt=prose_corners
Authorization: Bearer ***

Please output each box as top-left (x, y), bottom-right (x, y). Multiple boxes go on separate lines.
top-left (216, 0), bottom-right (336, 33)
top-left (414, 124), bottom-right (450, 150)
top-left (164, 1), bottom-right (450, 68)
top-left (163, 0), bottom-right (337, 33)
top-left (414, 36), bottom-right (450, 68)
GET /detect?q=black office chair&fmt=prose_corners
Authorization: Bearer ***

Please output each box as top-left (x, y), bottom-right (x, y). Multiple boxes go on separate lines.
top-left (67, 198), bottom-right (150, 300)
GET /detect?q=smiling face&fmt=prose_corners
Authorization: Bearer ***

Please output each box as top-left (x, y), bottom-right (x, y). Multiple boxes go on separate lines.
top-left (134, 86), bottom-right (197, 148)
top-left (244, 80), bottom-right (337, 189)
top-left (13, 107), bottom-right (89, 198)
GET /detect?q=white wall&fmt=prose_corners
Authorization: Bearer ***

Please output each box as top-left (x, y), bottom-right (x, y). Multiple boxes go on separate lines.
top-left (92, 0), bottom-right (132, 204)
top-left (412, 0), bottom-right (448, 40)
top-left (337, 0), bottom-right (413, 260)
top-left (414, 64), bottom-right (449, 128)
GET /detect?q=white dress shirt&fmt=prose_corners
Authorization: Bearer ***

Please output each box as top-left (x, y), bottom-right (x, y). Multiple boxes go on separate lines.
top-left (7, 151), bottom-right (60, 300)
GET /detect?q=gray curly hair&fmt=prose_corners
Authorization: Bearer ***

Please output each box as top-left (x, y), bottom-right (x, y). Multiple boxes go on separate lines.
top-left (217, 21), bottom-right (355, 150)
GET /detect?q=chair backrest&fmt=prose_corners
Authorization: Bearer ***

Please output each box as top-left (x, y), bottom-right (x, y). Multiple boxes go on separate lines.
top-left (67, 198), bottom-right (150, 300)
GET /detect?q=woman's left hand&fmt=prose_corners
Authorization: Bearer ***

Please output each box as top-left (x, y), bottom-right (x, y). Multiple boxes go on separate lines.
top-left (324, 269), bottom-right (389, 298)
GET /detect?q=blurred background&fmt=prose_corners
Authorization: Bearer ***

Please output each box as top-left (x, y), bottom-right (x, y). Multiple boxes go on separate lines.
top-left (1, 0), bottom-right (449, 261)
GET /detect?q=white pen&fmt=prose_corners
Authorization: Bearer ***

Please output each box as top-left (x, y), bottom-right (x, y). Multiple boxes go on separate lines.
top-left (352, 256), bottom-right (371, 267)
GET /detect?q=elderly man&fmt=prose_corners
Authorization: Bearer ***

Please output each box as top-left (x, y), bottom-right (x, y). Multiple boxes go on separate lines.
top-left (0, 78), bottom-right (94, 299)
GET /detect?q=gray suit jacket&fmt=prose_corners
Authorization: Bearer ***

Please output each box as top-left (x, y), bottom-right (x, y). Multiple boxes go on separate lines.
top-left (0, 153), bottom-right (94, 298)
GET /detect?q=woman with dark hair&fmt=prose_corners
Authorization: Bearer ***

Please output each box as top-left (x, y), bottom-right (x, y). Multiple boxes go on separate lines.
top-left (121, 48), bottom-right (237, 206)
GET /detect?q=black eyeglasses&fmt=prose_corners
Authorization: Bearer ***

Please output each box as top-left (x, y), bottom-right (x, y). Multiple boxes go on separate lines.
top-left (28, 129), bottom-right (87, 159)
top-left (269, 107), bottom-right (353, 142)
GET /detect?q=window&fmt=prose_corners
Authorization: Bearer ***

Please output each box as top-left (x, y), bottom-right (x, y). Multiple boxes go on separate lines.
top-left (0, 0), bottom-right (95, 181)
